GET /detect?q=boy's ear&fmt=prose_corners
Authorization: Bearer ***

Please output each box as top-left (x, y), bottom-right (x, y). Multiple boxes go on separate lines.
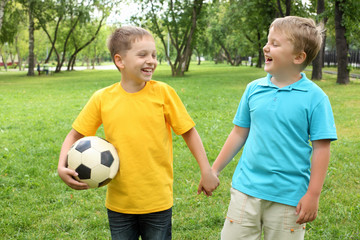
top-left (114, 54), bottom-right (124, 69)
top-left (294, 51), bottom-right (306, 65)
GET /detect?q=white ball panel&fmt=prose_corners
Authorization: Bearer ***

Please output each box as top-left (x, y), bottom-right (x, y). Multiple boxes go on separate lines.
top-left (67, 148), bottom-right (82, 170)
top-left (81, 148), bottom-right (101, 168)
top-left (109, 158), bottom-right (119, 179)
top-left (91, 137), bottom-right (112, 152)
top-left (91, 165), bottom-right (111, 182)
top-left (81, 178), bottom-right (99, 188)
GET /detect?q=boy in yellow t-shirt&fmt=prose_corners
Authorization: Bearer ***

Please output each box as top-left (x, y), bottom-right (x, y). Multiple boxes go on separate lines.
top-left (57, 26), bottom-right (219, 240)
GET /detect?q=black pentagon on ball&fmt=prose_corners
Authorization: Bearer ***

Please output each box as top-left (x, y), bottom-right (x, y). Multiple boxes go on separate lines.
top-left (75, 140), bottom-right (92, 153)
top-left (101, 150), bottom-right (114, 167)
top-left (76, 164), bottom-right (91, 179)
top-left (99, 178), bottom-right (112, 187)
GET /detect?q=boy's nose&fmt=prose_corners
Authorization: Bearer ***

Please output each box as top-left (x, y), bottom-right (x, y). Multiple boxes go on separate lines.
top-left (146, 57), bottom-right (156, 65)
top-left (263, 44), bottom-right (269, 52)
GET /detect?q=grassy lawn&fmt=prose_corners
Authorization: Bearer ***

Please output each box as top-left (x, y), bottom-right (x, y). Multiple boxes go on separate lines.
top-left (0, 63), bottom-right (359, 239)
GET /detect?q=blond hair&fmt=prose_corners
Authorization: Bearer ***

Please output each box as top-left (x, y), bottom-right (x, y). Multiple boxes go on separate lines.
top-left (107, 26), bottom-right (153, 61)
top-left (270, 16), bottom-right (323, 69)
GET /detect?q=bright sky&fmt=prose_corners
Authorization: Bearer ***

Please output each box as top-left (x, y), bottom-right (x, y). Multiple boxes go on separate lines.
top-left (107, 0), bottom-right (312, 26)
top-left (107, 2), bottom-right (141, 25)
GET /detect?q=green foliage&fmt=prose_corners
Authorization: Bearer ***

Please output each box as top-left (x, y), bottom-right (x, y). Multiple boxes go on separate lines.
top-left (0, 63), bottom-right (359, 239)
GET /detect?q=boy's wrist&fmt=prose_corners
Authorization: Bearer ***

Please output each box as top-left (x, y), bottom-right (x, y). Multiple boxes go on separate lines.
top-left (211, 166), bottom-right (220, 177)
top-left (306, 188), bottom-right (321, 198)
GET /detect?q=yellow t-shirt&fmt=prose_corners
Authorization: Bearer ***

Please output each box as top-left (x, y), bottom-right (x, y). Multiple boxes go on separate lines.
top-left (72, 80), bottom-right (195, 214)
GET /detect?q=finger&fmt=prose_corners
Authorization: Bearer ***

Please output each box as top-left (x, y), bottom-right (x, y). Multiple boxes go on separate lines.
top-left (67, 176), bottom-right (89, 190)
top-left (295, 203), bottom-right (301, 215)
top-left (308, 212), bottom-right (317, 223)
top-left (296, 210), bottom-right (305, 224)
top-left (197, 184), bottom-right (202, 195)
top-left (204, 190), bottom-right (211, 197)
top-left (204, 188), bottom-right (213, 196)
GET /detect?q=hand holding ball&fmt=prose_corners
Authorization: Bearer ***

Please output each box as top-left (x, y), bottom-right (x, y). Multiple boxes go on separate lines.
top-left (67, 136), bottom-right (119, 188)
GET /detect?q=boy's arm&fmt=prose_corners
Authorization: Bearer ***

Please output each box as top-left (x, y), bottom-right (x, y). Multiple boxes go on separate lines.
top-left (296, 139), bottom-right (331, 224)
top-left (181, 127), bottom-right (219, 196)
top-left (212, 125), bottom-right (249, 176)
top-left (57, 129), bottom-right (89, 190)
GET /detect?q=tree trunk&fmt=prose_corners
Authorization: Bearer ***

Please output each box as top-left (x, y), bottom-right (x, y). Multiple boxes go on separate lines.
top-left (15, 35), bottom-right (22, 70)
top-left (0, 0), bottom-right (8, 33)
top-left (67, 16), bottom-right (105, 71)
top-left (276, 0), bottom-right (291, 17)
top-left (256, 31), bottom-right (262, 68)
top-left (335, 0), bottom-right (349, 84)
top-left (194, 48), bottom-right (201, 65)
top-left (27, 0), bottom-right (35, 76)
top-left (0, 47), bottom-right (8, 71)
top-left (312, 0), bottom-right (327, 80)
top-left (285, 0), bottom-right (291, 16)
top-left (149, 0), bottom-right (202, 77)
top-left (56, 15), bottom-right (80, 72)
top-left (42, 15), bottom-right (62, 64)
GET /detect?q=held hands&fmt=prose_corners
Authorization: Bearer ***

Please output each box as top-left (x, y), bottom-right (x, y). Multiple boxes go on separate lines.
top-left (197, 168), bottom-right (220, 197)
top-left (58, 166), bottom-right (89, 190)
top-left (295, 192), bottom-right (320, 224)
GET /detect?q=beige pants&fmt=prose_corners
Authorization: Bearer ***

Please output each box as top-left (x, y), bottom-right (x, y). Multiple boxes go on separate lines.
top-left (221, 188), bottom-right (306, 240)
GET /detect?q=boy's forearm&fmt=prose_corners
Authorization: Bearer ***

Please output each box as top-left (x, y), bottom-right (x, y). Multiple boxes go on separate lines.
top-left (212, 126), bottom-right (249, 175)
top-left (58, 129), bottom-right (84, 169)
top-left (181, 127), bottom-right (211, 172)
top-left (307, 139), bottom-right (331, 196)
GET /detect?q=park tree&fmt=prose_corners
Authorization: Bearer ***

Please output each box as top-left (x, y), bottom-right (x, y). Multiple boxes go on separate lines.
top-left (135, 0), bottom-right (205, 77)
top-left (334, 0), bottom-right (360, 84)
top-left (15, 0), bottom-right (46, 75)
top-left (67, 14), bottom-right (107, 71)
top-left (0, 0), bottom-right (23, 70)
top-left (334, 0), bottom-right (348, 84)
top-left (237, 0), bottom-right (278, 68)
top-left (32, 0), bottom-right (114, 72)
top-left (77, 25), bottom-right (112, 69)
top-left (207, 1), bottom-right (245, 66)
top-left (311, 0), bottom-right (328, 80)
top-left (0, 0), bottom-right (9, 33)
top-left (27, 0), bottom-right (35, 76)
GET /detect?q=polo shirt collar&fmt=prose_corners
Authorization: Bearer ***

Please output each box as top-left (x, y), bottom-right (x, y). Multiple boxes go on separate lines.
top-left (259, 73), bottom-right (309, 92)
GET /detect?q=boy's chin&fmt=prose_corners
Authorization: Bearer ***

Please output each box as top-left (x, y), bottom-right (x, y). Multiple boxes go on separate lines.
top-left (264, 66), bottom-right (273, 74)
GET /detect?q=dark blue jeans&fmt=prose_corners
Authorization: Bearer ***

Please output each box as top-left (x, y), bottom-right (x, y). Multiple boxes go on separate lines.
top-left (107, 208), bottom-right (172, 240)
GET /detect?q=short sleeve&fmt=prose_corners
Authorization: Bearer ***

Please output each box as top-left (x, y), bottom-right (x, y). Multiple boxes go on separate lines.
top-left (72, 91), bottom-right (102, 136)
top-left (233, 84), bottom-right (251, 128)
top-left (309, 96), bottom-right (337, 141)
top-left (163, 86), bottom-right (195, 135)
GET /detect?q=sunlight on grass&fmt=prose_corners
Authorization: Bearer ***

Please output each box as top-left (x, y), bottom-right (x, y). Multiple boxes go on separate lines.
top-left (0, 63), bottom-right (359, 239)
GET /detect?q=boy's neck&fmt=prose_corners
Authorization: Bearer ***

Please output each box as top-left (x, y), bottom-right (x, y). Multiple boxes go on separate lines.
top-left (120, 78), bottom-right (146, 93)
top-left (270, 72), bottom-right (302, 88)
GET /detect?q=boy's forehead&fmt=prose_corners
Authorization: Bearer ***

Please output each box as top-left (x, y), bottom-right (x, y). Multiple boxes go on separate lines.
top-left (268, 27), bottom-right (292, 41)
top-left (132, 35), bottom-right (155, 44)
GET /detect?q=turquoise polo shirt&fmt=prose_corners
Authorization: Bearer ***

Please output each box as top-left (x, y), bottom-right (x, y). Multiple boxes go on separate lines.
top-left (232, 73), bottom-right (337, 207)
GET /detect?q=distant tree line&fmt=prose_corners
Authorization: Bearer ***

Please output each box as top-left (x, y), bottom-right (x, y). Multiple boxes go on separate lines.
top-left (0, 0), bottom-right (359, 84)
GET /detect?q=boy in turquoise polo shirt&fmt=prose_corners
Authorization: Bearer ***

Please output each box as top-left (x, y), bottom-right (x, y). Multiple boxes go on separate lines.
top-left (212, 16), bottom-right (337, 239)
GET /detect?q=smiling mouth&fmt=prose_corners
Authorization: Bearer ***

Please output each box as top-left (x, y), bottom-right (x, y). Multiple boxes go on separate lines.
top-left (142, 68), bottom-right (153, 74)
top-left (265, 56), bottom-right (273, 63)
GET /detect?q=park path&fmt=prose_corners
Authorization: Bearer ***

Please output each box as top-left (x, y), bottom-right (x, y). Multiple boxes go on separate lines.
top-left (2, 65), bottom-right (360, 79)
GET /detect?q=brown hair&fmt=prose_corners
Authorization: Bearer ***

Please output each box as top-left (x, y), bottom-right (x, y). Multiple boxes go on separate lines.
top-left (270, 16), bottom-right (324, 69)
top-left (107, 26), bottom-right (152, 61)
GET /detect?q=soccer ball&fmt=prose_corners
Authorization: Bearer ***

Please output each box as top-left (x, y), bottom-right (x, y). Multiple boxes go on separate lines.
top-left (67, 136), bottom-right (119, 188)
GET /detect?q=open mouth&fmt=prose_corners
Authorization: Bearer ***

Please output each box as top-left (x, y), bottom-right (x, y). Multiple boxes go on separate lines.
top-left (142, 68), bottom-right (153, 75)
top-left (265, 56), bottom-right (273, 63)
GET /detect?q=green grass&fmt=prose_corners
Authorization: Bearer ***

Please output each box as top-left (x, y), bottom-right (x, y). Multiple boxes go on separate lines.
top-left (0, 63), bottom-right (359, 239)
